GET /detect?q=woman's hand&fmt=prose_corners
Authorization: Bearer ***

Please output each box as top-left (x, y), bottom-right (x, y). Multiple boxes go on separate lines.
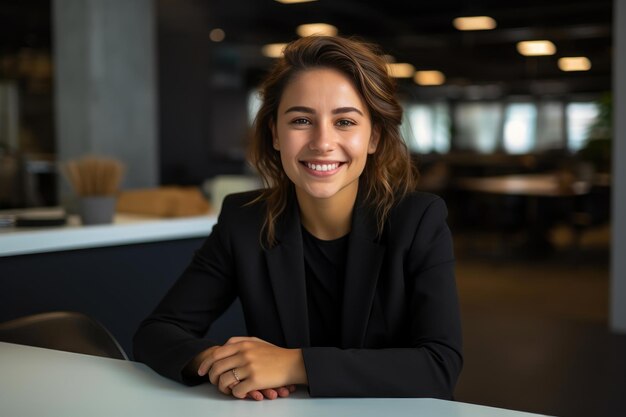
top-left (189, 344), bottom-right (296, 400)
top-left (245, 384), bottom-right (296, 401)
top-left (196, 336), bottom-right (307, 400)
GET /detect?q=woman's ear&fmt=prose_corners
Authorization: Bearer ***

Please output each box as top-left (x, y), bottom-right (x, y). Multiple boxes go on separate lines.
top-left (270, 121), bottom-right (280, 151)
top-left (368, 126), bottom-right (380, 154)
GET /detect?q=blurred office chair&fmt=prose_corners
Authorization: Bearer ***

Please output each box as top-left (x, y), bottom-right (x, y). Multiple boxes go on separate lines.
top-left (569, 182), bottom-right (611, 249)
top-left (0, 311), bottom-right (128, 360)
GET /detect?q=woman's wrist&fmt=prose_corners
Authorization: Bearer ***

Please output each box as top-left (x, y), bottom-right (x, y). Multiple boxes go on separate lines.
top-left (287, 348), bottom-right (308, 385)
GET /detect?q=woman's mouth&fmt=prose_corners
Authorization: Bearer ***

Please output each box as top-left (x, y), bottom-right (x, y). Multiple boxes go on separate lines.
top-left (304, 162), bottom-right (340, 171)
top-left (300, 161), bottom-right (345, 175)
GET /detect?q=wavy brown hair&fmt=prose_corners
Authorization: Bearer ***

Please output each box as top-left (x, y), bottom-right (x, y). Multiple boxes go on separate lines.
top-left (249, 36), bottom-right (418, 246)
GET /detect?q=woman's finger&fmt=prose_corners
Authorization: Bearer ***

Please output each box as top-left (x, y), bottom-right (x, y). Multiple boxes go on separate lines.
top-left (246, 391), bottom-right (264, 401)
top-left (209, 357), bottom-right (245, 385)
top-left (225, 336), bottom-right (268, 345)
top-left (217, 367), bottom-right (244, 394)
top-left (197, 343), bottom-right (241, 376)
top-left (260, 388), bottom-right (278, 400)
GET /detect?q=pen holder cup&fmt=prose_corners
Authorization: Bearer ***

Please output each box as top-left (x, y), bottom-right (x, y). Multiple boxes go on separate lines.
top-left (79, 196), bottom-right (117, 225)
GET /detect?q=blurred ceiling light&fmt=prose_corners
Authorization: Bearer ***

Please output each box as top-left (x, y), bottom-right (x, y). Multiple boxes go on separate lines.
top-left (209, 28), bottom-right (225, 42)
top-left (453, 16), bottom-right (497, 31)
top-left (296, 23), bottom-right (338, 37)
top-left (414, 70), bottom-right (446, 86)
top-left (262, 43), bottom-right (288, 58)
top-left (275, 0), bottom-right (317, 3)
top-left (516, 40), bottom-right (556, 56)
top-left (558, 56), bottom-right (591, 71)
top-left (386, 63), bottom-right (415, 78)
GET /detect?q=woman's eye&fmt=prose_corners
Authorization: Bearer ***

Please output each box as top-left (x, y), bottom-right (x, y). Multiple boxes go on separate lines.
top-left (291, 118), bottom-right (311, 125)
top-left (336, 119), bottom-right (355, 127)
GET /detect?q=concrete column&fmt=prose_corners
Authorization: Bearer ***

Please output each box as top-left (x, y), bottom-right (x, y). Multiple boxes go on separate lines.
top-left (611, 0), bottom-right (626, 333)
top-left (53, 0), bottom-right (158, 192)
top-left (0, 82), bottom-right (20, 152)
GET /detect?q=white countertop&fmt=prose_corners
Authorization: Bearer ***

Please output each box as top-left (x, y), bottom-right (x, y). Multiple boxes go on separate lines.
top-left (0, 209), bottom-right (217, 257)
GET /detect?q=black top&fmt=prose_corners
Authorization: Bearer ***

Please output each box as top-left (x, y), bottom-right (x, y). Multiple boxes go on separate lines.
top-left (302, 226), bottom-right (349, 346)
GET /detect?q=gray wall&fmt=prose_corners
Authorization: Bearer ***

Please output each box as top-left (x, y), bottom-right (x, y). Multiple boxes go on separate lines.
top-left (53, 0), bottom-right (158, 192)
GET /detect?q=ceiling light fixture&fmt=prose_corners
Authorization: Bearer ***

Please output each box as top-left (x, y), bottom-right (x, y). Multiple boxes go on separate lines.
top-left (209, 28), bottom-right (225, 42)
top-left (516, 40), bottom-right (556, 56)
top-left (262, 43), bottom-right (288, 58)
top-left (558, 57), bottom-right (591, 71)
top-left (453, 16), bottom-right (497, 31)
top-left (296, 23), bottom-right (338, 37)
top-left (386, 63), bottom-right (415, 78)
top-left (275, 0), bottom-right (317, 4)
top-left (414, 71), bottom-right (446, 86)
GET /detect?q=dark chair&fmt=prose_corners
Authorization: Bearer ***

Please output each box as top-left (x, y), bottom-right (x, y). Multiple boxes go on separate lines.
top-left (0, 311), bottom-right (128, 360)
top-left (569, 183), bottom-right (611, 249)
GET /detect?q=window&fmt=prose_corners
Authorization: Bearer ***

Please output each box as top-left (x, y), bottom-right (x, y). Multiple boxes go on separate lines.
top-left (566, 102), bottom-right (600, 152)
top-left (247, 89), bottom-right (262, 126)
top-left (403, 103), bottom-right (450, 153)
top-left (503, 103), bottom-right (537, 154)
top-left (536, 101), bottom-right (564, 151)
top-left (454, 103), bottom-right (502, 153)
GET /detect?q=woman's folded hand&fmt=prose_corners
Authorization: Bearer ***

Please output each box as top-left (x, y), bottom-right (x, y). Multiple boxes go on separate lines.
top-left (196, 336), bottom-right (307, 400)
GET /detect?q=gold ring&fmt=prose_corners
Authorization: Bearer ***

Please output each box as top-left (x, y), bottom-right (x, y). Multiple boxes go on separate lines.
top-left (232, 368), bottom-right (240, 382)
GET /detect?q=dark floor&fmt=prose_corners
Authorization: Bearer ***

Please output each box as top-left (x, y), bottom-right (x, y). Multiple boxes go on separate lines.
top-left (453, 225), bottom-right (626, 417)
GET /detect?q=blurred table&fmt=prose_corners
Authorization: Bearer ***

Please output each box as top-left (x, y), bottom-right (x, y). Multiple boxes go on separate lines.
top-left (456, 174), bottom-right (590, 197)
top-left (456, 174), bottom-right (591, 255)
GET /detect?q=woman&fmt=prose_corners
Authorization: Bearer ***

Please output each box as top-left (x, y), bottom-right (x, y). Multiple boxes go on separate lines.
top-left (133, 36), bottom-right (462, 400)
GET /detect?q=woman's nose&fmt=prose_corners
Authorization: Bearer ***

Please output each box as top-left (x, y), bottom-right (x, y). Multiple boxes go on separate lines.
top-left (308, 123), bottom-right (335, 153)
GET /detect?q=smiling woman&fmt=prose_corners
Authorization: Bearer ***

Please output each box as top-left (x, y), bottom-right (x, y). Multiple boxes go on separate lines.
top-left (133, 36), bottom-right (462, 401)
top-left (271, 68), bottom-right (378, 238)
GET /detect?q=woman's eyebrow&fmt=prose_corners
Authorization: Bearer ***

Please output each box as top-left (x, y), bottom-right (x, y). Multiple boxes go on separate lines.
top-left (332, 106), bottom-right (364, 116)
top-left (284, 106), bottom-right (364, 116)
top-left (284, 106), bottom-right (315, 114)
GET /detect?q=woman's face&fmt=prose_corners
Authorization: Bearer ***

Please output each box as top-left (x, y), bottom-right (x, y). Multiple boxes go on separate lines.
top-left (272, 68), bottom-right (378, 206)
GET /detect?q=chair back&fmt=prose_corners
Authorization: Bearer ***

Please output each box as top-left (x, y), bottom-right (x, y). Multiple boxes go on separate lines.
top-left (0, 311), bottom-right (128, 360)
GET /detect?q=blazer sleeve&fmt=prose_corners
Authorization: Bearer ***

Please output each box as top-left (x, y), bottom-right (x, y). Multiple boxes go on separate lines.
top-left (301, 197), bottom-right (463, 398)
top-left (133, 208), bottom-right (238, 385)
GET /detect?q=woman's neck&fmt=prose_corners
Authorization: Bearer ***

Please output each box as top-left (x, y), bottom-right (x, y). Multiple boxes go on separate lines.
top-left (295, 185), bottom-right (357, 241)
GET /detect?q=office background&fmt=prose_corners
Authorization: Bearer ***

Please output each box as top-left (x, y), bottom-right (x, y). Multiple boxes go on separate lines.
top-left (0, 1), bottom-right (625, 416)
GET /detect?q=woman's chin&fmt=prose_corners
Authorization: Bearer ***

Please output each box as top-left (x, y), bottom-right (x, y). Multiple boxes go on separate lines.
top-left (304, 189), bottom-right (338, 200)
top-left (295, 182), bottom-right (359, 203)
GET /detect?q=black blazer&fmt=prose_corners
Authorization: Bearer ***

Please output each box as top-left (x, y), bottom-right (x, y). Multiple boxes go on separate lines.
top-left (133, 189), bottom-right (462, 398)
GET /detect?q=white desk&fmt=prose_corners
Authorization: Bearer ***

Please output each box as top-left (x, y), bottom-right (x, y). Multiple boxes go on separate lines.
top-left (0, 342), bottom-right (547, 417)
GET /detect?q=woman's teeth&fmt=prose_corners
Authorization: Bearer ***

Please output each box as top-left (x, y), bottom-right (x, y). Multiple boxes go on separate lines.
top-left (305, 162), bottom-right (339, 172)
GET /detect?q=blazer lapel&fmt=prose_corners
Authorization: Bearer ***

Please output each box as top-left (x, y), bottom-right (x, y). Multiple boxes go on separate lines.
top-left (341, 194), bottom-right (386, 348)
top-left (265, 191), bottom-right (311, 348)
